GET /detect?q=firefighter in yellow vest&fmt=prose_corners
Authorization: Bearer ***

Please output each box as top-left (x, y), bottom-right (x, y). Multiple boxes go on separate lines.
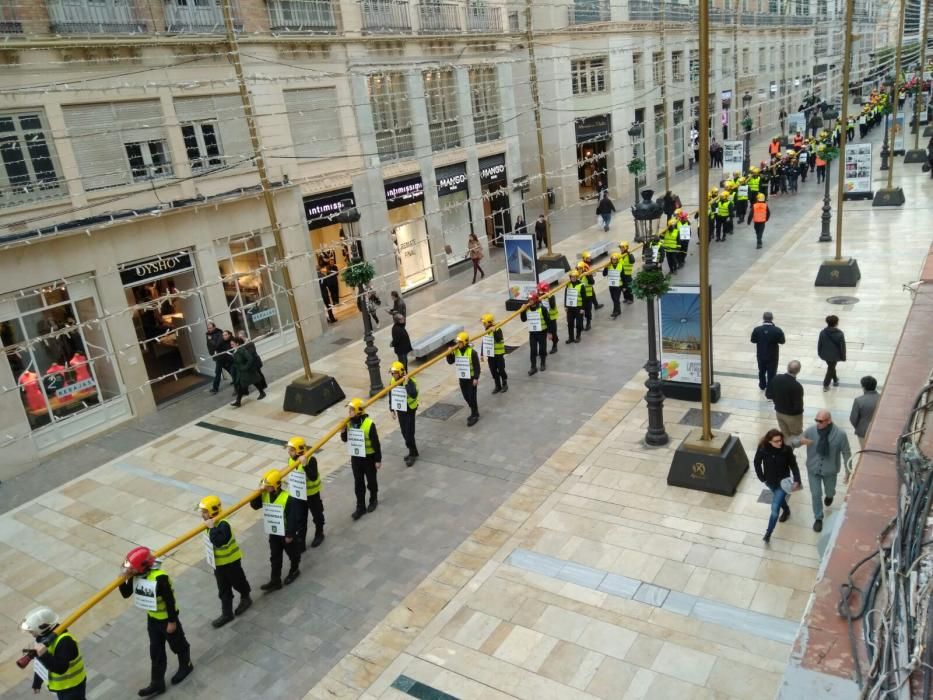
top-left (21, 607), bottom-right (86, 700)
top-left (119, 546), bottom-right (193, 696)
top-left (481, 313), bottom-right (508, 393)
top-left (340, 399), bottom-right (383, 515)
top-left (714, 192), bottom-right (732, 242)
top-left (617, 241), bottom-right (636, 305)
top-left (580, 251), bottom-right (604, 311)
top-left (734, 176), bottom-right (750, 222)
top-left (249, 469), bottom-right (305, 587)
top-left (520, 292), bottom-right (549, 375)
top-left (662, 218), bottom-right (681, 274)
top-left (602, 251), bottom-right (625, 318)
top-left (747, 167), bottom-right (761, 213)
top-left (388, 361), bottom-right (420, 466)
top-left (198, 495), bottom-right (252, 628)
top-left (285, 436), bottom-right (325, 549)
top-left (564, 269), bottom-right (585, 343)
top-left (536, 280), bottom-right (560, 354)
top-left (577, 260), bottom-right (597, 331)
top-left (446, 333), bottom-right (481, 425)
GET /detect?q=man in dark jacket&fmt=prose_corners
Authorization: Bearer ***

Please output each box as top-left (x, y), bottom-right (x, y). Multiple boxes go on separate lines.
top-left (849, 375), bottom-right (880, 446)
top-left (596, 193), bottom-right (616, 232)
top-left (390, 314), bottom-right (412, 370)
top-left (237, 330), bottom-right (266, 391)
top-left (817, 314), bottom-right (846, 391)
top-left (534, 214), bottom-right (548, 249)
top-left (319, 265), bottom-right (340, 324)
top-left (750, 311), bottom-right (786, 390)
top-left (768, 360), bottom-right (804, 438)
top-left (230, 337), bottom-right (265, 407)
top-left (206, 322), bottom-right (232, 394)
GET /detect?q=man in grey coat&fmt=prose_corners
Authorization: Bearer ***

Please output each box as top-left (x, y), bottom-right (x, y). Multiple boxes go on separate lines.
top-left (790, 410), bottom-right (852, 533)
top-left (849, 376), bottom-right (880, 447)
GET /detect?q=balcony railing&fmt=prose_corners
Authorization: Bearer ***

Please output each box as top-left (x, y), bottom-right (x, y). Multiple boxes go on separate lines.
top-left (418, 1), bottom-right (460, 33)
top-left (0, 2), bottom-right (22, 33)
top-left (568, 0), bottom-right (610, 25)
top-left (267, 0), bottom-right (338, 32)
top-left (362, 0), bottom-right (411, 33)
top-left (375, 127), bottom-right (415, 161)
top-left (47, 0), bottom-right (147, 33)
top-left (164, 0), bottom-right (240, 33)
top-left (466, 3), bottom-right (501, 32)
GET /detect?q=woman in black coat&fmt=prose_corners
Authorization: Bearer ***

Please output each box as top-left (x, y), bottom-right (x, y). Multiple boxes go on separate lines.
top-left (230, 337), bottom-right (266, 407)
top-left (390, 314), bottom-right (412, 370)
top-left (754, 429), bottom-right (802, 543)
top-left (817, 314), bottom-right (846, 391)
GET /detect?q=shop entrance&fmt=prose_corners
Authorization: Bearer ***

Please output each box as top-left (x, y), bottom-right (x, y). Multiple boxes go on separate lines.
top-left (479, 154), bottom-right (512, 247)
top-left (575, 114), bottom-right (612, 200)
top-left (120, 251), bottom-right (210, 404)
top-left (385, 176), bottom-right (435, 292)
top-left (304, 189), bottom-right (362, 324)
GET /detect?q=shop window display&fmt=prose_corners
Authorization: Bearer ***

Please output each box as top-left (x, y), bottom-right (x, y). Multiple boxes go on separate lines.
top-left (1, 278), bottom-right (121, 432)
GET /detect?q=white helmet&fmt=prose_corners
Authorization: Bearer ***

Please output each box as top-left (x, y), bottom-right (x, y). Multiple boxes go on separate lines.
top-left (21, 607), bottom-right (58, 634)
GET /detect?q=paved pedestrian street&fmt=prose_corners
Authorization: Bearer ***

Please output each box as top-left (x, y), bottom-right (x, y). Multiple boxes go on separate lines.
top-left (2, 132), bottom-right (930, 698)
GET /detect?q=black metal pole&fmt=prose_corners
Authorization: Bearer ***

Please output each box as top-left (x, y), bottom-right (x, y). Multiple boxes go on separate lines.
top-left (819, 163), bottom-right (832, 242)
top-left (880, 113), bottom-right (890, 170)
top-left (643, 246), bottom-right (669, 447)
top-left (359, 285), bottom-right (384, 396)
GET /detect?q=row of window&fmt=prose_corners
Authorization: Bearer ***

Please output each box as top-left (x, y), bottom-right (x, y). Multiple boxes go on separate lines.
top-left (0, 66), bottom-right (501, 209)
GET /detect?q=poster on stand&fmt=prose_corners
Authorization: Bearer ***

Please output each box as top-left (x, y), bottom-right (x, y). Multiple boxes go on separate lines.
top-left (787, 112), bottom-right (807, 136)
top-left (893, 112), bottom-right (906, 153)
top-left (843, 143), bottom-right (873, 198)
top-left (658, 285), bottom-right (710, 385)
top-left (722, 141), bottom-right (744, 176)
top-left (503, 234), bottom-right (538, 301)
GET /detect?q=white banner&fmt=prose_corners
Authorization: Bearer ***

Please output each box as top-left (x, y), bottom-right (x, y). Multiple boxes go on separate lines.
top-left (722, 140), bottom-right (744, 176)
top-left (844, 143), bottom-right (873, 195)
top-left (658, 285), bottom-right (706, 385)
top-left (347, 427), bottom-right (366, 458)
top-left (787, 112), bottom-right (807, 136)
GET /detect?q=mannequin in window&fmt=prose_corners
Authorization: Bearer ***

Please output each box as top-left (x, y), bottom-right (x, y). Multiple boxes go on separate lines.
top-left (43, 357), bottom-right (69, 396)
top-left (18, 369), bottom-right (45, 412)
top-left (69, 352), bottom-right (92, 383)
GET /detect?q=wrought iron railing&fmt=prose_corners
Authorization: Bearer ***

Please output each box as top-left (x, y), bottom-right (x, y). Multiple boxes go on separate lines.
top-left (361, 0), bottom-right (411, 33)
top-left (418, 1), bottom-right (460, 33)
top-left (47, 0), bottom-right (147, 33)
top-left (267, 0), bottom-right (338, 32)
top-left (465, 2), bottom-right (502, 32)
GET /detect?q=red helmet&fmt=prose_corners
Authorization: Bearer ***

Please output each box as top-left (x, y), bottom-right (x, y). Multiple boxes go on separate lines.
top-left (527, 293), bottom-right (540, 304)
top-left (124, 546), bottom-right (156, 574)
top-left (536, 281), bottom-right (550, 294)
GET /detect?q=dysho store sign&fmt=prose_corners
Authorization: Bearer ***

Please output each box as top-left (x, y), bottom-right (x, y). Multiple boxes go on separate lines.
top-left (119, 251), bottom-right (193, 286)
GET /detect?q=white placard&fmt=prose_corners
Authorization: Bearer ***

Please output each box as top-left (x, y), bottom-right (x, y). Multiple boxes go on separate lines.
top-left (678, 224), bottom-right (692, 241)
top-left (737, 185), bottom-right (748, 199)
top-left (565, 287), bottom-right (579, 307)
top-left (33, 659), bottom-right (49, 683)
top-left (844, 142), bottom-right (873, 195)
top-left (481, 334), bottom-right (495, 357)
top-left (347, 427), bottom-right (366, 457)
top-left (133, 576), bottom-right (158, 611)
top-left (607, 269), bottom-right (621, 287)
top-left (787, 111), bottom-right (807, 135)
top-left (286, 468), bottom-right (307, 500)
top-left (454, 354), bottom-right (471, 379)
top-left (262, 502), bottom-right (285, 536)
top-left (526, 312), bottom-right (543, 332)
top-left (203, 532), bottom-right (215, 568)
top-left (390, 386), bottom-right (408, 412)
top-left (722, 140), bottom-right (744, 175)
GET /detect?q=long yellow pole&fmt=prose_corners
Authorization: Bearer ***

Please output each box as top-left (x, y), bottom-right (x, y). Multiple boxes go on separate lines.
top-left (697, 0), bottom-right (712, 440)
top-left (834, 0), bottom-right (855, 261)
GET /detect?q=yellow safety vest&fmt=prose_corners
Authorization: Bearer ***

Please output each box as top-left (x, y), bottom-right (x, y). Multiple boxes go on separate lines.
top-left (662, 228), bottom-right (680, 251)
top-left (548, 303), bottom-right (559, 320)
top-left (619, 254), bottom-right (634, 276)
top-left (401, 377), bottom-right (419, 410)
top-left (486, 329), bottom-right (505, 355)
top-left (748, 176), bottom-right (760, 192)
top-left (209, 518), bottom-right (242, 567)
top-left (565, 281), bottom-right (584, 307)
top-left (45, 632), bottom-right (86, 692)
top-left (453, 347), bottom-right (477, 379)
top-left (716, 200), bottom-right (730, 217)
top-left (144, 569), bottom-right (175, 621)
top-left (289, 456), bottom-right (322, 497)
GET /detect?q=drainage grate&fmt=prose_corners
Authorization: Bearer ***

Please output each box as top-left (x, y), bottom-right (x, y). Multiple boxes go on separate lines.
top-left (826, 296), bottom-right (859, 305)
top-left (678, 408), bottom-right (730, 429)
top-left (421, 402), bottom-right (463, 421)
top-left (331, 337), bottom-right (354, 346)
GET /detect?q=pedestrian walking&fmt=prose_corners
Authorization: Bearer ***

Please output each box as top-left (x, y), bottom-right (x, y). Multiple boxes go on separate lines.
top-left (749, 193), bottom-right (770, 248)
top-left (284, 436), bottom-right (326, 549)
top-left (237, 330), bottom-right (266, 392)
top-left (198, 495), bottom-right (252, 629)
top-left (768, 360), bottom-right (804, 438)
top-left (21, 607), bottom-right (87, 700)
top-left (319, 265), bottom-right (339, 324)
top-left (540, 280), bottom-right (560, 353)
top-left (714, 192), bottom-right (732, 242)
top-left (119, 547), bottom-right (194, 697)
top-left (446, 332), bottom-right (481, 425)
top-left (390, 313), bottom-right (412, 370)
top-left (754, 429), bottom-right (802, 543)
top-left (341, 399), bottom-right (382, 517)
top-left (389, 290), bottom-right (406, 320)
top-left (520, 293), bottom-right (549, 376)
top-left (849, 375), bottom-right (880, 447)
top-left (790, 411), bottom-right (853, 532)
top-left (661, 218), bottom-right (681, 274)
top-left (577, 261), bottom-right (597, 330)
top-left (468, 232), bottom-right (485, 283)
top-left (229, 337), bottom-right (265, 407)
top-left (817, 314), bottom-right (846, 391)
top-left (534, 214), bottom-right (548, 249)
top-left (514, 215), bottom-right (528, 236)
top-left (207, 324), bottom-right (234, 394)
top-left (603, 251), bottom-right (625, 318)
top-left (481, 313), bottom-right (508, 393)
top-left (798, 147), bottom-right (809, 183)
top-left (596, 193), bottom-right (616, 232)
top-left (750, 311), bottom-right (785, 390)
top-left (249, 469), bottom-right (305, 586)
top-left (388, 362), bottom-right (420, 466)
top-left (357, 281), bottom-right (381, 326)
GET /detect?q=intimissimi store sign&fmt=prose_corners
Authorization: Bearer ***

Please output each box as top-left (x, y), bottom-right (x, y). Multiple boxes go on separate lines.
top-left (303, 189), bottom-right (360, 230)
top-left (119, 251), bottom-right (193, 286)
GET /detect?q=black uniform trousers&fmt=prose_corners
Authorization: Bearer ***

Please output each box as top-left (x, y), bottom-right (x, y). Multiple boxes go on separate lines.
top-left (147, 616), bottom-right (190, 687)
top-left (566, 307), bottom-right (583, 340)
top-left (608, 286), bottom-right (622, 315)
top-left (458, 378), bottom-right (479, 417)
top-left (754, 222), bottom-right (766, 244)
top-left (757, 359), bottom-right (778, 391)
top-left (529, 331), bottom-right (547, 367)
top-left (621, 276), bottom-right (634, 303)
top-left (487, 355), bottom-right (507, 389)
top-left (582, 296), bottom-right (594, 325)
top-left (397, 409), bottom-right (418, 455)
top-left (214, 561), bottom-right (251, 614)
top-left (714, 216), bottom-right (728, 240)
top-left (547, 318), bottom-right (559, 345)
top-left (268, 534), bottom-right (301, 581)
top-left (298, 493), bottom-right (326, 550)
top-left (351, 459), bottom-right (378, 509)
top-left (53, 681), bottom-right (86, 700)
top-left (735, 200), bottom-right (748, 222)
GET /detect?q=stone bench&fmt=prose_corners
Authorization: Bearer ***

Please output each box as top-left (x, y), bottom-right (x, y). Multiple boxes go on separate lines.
top-left (576, 240), bottom-right (613, 260)
top-left (411, 322), bottom-right (464, 360)
top-left (536, 267), bottom-right (564, 288)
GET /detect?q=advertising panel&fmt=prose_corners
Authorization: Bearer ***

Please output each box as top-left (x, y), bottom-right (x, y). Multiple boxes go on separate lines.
top-left (503, 234), bottom-right (538, 301)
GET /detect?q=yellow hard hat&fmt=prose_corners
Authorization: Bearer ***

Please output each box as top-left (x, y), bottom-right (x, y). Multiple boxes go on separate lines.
top-left (668, 217), bottom-right (677, 227)
top-left (576, 261), bottom-right (587, 270)
top-left (582, 250), bottom-right (591, 260)
top-left (456, 331), bottom-right (469, 344)
top-left (347, 397), bottom-right (364, 413)
top-left (619, 240), bottom-right (629, 248)
top-left (198, 494), bottom-right (222, 517)
top-left (720, 192), bottom-right (729, 200)
top-left (390, 360), bottom-right (405, 374)
top-left (610, 251), bottom-right (620, 260)
top-left (738, 176), bottom-right (747, 184)
top-left (750, 166), bottom-right (760, 174)
top-left (725, 180), bottom-right (735, 189)
top-left (732, 171), bottom-right (740, 179)
top-left (569, 268), bottom-right (580, 278)
top-left (481, 313), bottom-right (494, 325)
top-left (287, 436), bottom-right (306, 451)
top-left (757, 193), bottom-right (766, 202)
top-left (262, 469), bottom-right (282, 488)
top-left (710, 187), bottom-right (719, 196)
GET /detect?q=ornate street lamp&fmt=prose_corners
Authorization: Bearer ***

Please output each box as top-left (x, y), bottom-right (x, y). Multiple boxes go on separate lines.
top-left (631, 194), bottom-right (668, 447)
top-left (815, 124), bottom-right (837, 243)
top-left (627, 122), bottom-right (646, 213)
top-left (342, 259), bottom-right (384, 396)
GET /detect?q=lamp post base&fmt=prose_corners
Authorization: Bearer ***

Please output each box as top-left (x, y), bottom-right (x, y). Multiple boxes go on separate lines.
top-left (283, 374), bottom-right (346, 415)
top-left (815, 258), bottom-right (861, 287)
top-left (903, 149), bottom-right (928, 164)
top-left (668, 429), bottom-right (749, 496)
top-left (872, 187), bottom-right (906, 207)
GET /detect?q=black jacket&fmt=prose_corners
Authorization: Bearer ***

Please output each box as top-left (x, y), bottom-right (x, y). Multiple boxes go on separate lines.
top-left (754, 444), bottom-right (801, 489)
top-left (750, 322), bottom-right (785, 363)
top-left (206, 327), bottom-right (224, 355)
top-left (119, 572), bottom-right (179, 622)
top-left (818, 327), bottom-right (846, 363)
top-left (391, 322), bottom-right (412, 354)
top-left (768, 373), bottom-right (804, 415)
top-left (596, 197), bottom-right (616, 216)
top-left (249, 489), bottom-right (306, 539)
top-left (340, 413), bottom-right (382, 463)
top-left (32, 631), bottom-right (79, 691)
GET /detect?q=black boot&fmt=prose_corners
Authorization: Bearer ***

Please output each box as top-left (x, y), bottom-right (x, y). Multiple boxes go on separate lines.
top-left (212, 608), bottom-right (234, 628)
top-left (584, 322), bottom-right (591, 331)
top-left (138, 685), bottom-right (165, 698)
top-left (500, 382), bottom-right (508, 393)
top-left (540, 360), bottom-right (546, 372)
top-left (311, 528), bottom-right (325, 548)
top-left (528, 366), bottom-right (538, 376)
top-left (352, 506), bottom-right (367, 520)
top-left (492, 385), bottom-right (501, 394)
top-left (550, 343), bottom-right (558, 354)
top-left (284, 568), bottom-right (301, 585)
top-left (260, 579), bottom-right (282, 592)
top-left (367, 498), bottom-right (378, 513)
top-left (234, 596), bottom-right (252, 615)
top-left (171, 661), bottom-right (194, 685)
